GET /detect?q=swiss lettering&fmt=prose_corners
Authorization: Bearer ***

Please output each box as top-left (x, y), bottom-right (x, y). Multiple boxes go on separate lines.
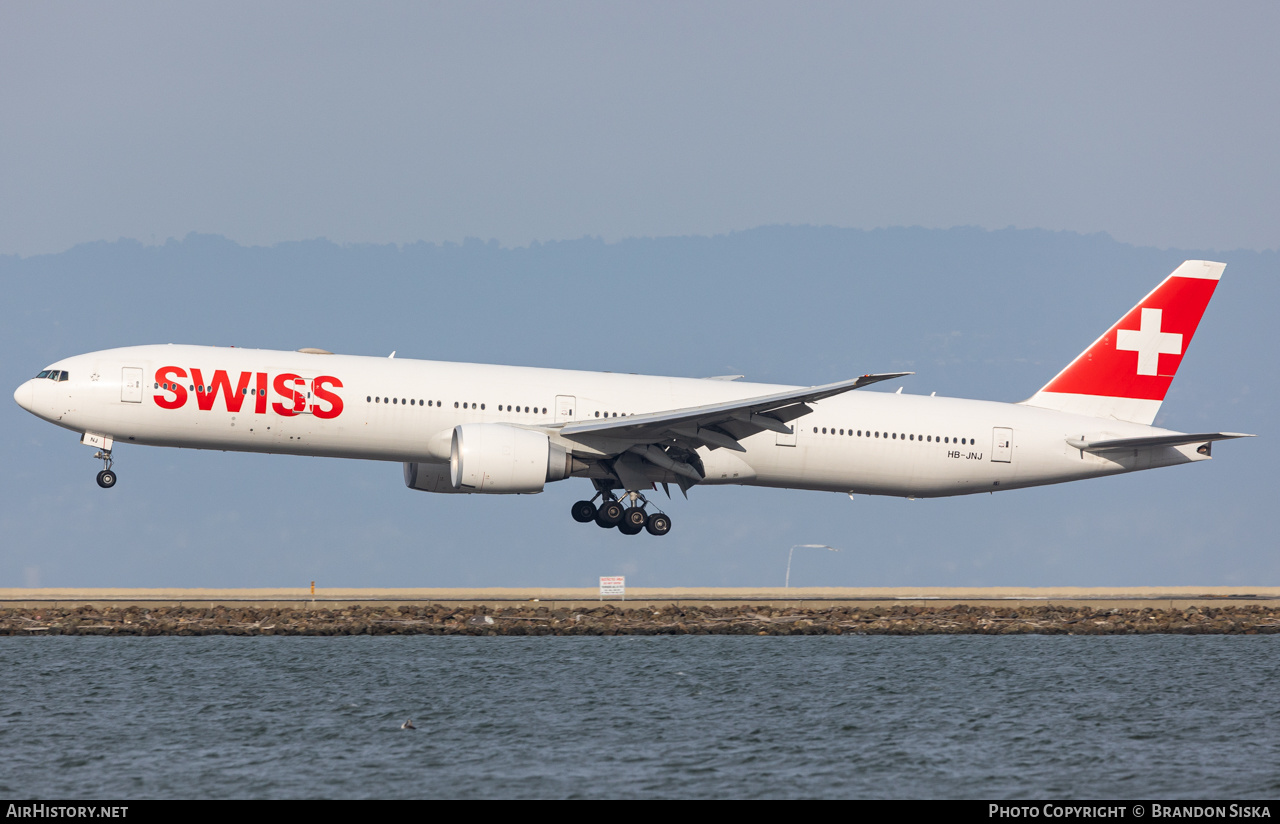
top-left (190, 368), bottom-right (251, 412)
top-left (155, 367), bottom-right (344, 419)
top-left (311, 376), bottom-right (344, 420)
top-left (271, 373), bottom-right (306, 416)
top-left (153, 366), bottom-right (188, 410)
top-left (254, 372), bottom-right (268, 415)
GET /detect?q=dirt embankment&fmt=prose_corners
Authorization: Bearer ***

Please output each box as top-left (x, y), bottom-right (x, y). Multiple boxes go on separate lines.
top-left (4, 603), bottom-right (1280, 636)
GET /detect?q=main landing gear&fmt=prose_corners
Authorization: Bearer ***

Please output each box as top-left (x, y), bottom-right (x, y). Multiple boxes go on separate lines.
top-left (94, 449), bottom-right (117, 489)
top-left (571, 490), bottom-right (672, 537)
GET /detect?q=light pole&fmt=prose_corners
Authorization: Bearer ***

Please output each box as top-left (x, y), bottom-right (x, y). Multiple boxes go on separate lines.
top-left (785, 544), bottom-right (839, 588)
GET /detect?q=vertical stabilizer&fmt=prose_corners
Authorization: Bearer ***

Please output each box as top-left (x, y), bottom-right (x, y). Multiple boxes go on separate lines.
top-left (1020, 260), bottom-right (1224, 425)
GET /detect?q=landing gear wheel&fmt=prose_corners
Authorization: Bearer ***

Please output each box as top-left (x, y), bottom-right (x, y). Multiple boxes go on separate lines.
top-left (595, 500), bottom-right (624, 528)
top-left (571, 500), bottom-right (598, 523)
top-left (645, 512), bottom-right (672, 536)
top-left (96, 469), bottom-right (117, 489)
top-left (618, 516), bottom-right (644, 535)
top-left (622, 507), bottom-right (647, 531)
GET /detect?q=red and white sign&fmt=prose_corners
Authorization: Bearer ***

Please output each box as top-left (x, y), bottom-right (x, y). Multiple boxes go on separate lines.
top-left (599, 576), bottom-right (625, 599)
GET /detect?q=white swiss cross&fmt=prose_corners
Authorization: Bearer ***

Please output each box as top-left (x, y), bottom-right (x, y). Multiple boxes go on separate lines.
top-left (1116, 307), bottom-right (1182, 376)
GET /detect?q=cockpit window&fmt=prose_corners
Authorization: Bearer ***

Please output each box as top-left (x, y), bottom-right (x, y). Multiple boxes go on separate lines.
top-left (36, 370), bottom-right (51, 379)
top-left (56, 371), bottom-right (68, 381)
top-left (35, 370), bottom-right (68, 381)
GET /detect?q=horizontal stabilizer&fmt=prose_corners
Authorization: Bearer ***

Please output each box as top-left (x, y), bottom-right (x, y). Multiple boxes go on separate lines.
top-left (1066, 432), bottom-right (1254, 453)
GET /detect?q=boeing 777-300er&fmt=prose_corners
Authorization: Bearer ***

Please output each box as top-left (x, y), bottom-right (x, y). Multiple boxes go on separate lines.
top-left (14, 260), bottom-right (1252, 536)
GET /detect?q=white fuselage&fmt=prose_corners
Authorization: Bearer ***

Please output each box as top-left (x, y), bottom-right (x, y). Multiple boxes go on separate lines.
top-left (14, 344), bottom-right (1206, 499)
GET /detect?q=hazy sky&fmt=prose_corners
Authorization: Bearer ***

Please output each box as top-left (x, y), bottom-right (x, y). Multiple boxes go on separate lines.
top-left (3, 1), bottom-right (1278, 256)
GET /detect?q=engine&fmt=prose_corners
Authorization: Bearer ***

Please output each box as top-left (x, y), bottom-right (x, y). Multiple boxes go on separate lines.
top-left (402, 460), bottom-right (464, 493)
top-left (404, 424), bottom-right (578, 494)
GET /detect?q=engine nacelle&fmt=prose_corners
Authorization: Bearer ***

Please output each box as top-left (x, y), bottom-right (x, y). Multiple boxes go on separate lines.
top-left (405, 425), bottom-right (579, 494)
top-left (434, 424), bottom-right (571, 494)
top-left (403, 460), bottom-right (466, 494)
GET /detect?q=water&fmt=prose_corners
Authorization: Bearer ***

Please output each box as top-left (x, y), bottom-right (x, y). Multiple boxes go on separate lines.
top-left (2, 635), bottom-right (1278, 798)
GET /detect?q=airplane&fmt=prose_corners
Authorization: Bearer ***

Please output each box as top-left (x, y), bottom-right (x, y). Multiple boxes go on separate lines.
top-left (13, 260), bottom-right (1252, 537)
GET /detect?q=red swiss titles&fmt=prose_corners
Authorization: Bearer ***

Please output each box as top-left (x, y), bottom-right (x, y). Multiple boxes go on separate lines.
top-left (152, 367), bottom-right (343, 418)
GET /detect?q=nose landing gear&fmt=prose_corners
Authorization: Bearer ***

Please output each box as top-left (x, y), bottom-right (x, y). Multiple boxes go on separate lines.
top-left (570, 487), bottom-right (672, 536)
top-left (94, 450), bottom-right (116, 489)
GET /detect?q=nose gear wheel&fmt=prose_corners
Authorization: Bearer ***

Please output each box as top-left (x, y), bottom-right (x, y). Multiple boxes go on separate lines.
top-left (93, 449), bottom-right (116, 489)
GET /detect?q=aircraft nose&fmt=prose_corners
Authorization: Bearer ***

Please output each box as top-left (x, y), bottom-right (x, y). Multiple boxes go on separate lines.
top-left (14, 380), bottom-right (34, 413)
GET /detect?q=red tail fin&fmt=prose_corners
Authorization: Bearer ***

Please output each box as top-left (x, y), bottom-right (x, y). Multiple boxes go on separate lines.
top-left (1021, 260), bottom-right (1224, 424)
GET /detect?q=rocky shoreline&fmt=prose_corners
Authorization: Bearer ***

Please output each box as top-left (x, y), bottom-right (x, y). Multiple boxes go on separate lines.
top-left (3, 603), bottom-right (1280, 636)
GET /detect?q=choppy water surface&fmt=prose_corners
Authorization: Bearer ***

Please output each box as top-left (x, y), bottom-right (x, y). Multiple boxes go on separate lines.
top-left (2, 635), bottom-right (1278, 798)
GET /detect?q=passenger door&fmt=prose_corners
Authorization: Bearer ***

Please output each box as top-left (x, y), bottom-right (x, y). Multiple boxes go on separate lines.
top-left (121, 367), bottom-right (143, 403)
top-left (555, 395), bottom-right (577, 423)
top-left (991, 427), bottom-right (1013, 462)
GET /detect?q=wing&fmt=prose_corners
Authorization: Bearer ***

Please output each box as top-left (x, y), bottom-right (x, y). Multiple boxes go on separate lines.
top-left (555, 372), bottom-right (910, 491)
top-left (1066, 432), bottom-right (1254, 453)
